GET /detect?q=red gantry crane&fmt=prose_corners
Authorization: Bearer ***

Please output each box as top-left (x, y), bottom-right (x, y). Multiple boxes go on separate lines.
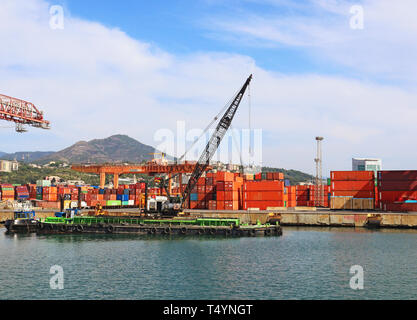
top-left (0, 94), bottom-right (50, 132)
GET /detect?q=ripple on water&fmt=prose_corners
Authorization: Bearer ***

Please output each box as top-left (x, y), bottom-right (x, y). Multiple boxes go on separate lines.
top-left (1, 227), bottom-right (417, 299)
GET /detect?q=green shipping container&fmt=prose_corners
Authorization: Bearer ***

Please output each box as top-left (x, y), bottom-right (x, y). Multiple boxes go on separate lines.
top-left (122, 201), bottom-right (129, 206)
top-left (327, 178), bottom-right (331, 186)
top-left (106, 200), bottom-right (121, 206)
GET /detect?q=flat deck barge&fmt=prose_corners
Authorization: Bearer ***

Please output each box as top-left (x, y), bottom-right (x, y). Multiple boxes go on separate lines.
top-left (35, 216), bottom-right (282, 237)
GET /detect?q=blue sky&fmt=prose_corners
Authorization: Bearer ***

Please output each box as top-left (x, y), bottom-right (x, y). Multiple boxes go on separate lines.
top-left (1, 0), bottom-right (417, 175)
top-left (59, 0), bottom-right (353, 76)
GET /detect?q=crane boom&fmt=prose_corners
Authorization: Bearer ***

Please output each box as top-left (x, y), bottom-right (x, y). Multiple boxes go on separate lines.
top-left (181, 74), bottom-right (252, 208)
top-left (0, 94), bottom-right (50, 132)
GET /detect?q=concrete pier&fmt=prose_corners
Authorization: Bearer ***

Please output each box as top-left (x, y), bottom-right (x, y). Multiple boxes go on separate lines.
top-left (185, 209), bottom-right (417, 229)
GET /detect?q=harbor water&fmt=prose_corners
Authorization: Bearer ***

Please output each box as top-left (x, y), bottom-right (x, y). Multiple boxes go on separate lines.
top-left (1, 226), bottom-right (417, 300)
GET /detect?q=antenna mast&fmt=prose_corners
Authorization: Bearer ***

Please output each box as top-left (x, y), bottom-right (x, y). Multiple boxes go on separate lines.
top-left (314, 136), bottom-right (324, 207)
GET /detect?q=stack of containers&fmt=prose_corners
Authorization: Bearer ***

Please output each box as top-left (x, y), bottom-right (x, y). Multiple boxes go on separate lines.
top-left (206, 172), bottom-right (217, 210)
top-left (263, 172), bottom-right (284, 181)
top-left (197, 177), bottom-right (206, 209)
top-left (40, 186), bottom-right (59, 208)
top-left (226, 176), bottom-right (243, 210)
top-left (189, 183), bottom-right (198, 209)
top-left (86, 188), bottom-right (98, 207)
top-left (15, 185), bottom-right (29, 200)
top-left (378, 170), bottom-right (417, 212)
top-left (295, 185), bottom-right (310, 206)
top-left (287, 186), bottom-right (296, 207)
top-left (42, 186), bottom-right (58, 202)
top-left (243, 173), bottom-right (254, 181)
top-left (36, 186), bottom-right (43, 200)
top-left (28, 184), bottom-right (37, 200)
top-left (309, 185), bottom-right (330, 207)
top-left (243, 180), bottom-right (285, 210)
top-left (1, 184), bottom-right (15, 201)
top-left (330, 171), bottom-right (375, 210)
top-left (116, 188), bottom-right (129, 206)
top-left (216, 172), bottom-right (236, 210)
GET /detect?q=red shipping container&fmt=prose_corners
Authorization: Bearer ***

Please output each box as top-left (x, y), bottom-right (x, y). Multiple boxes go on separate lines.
top-left (197, 201), bottom-right (206, 209)
top-left (224, 191), bottom-right (239, 201)
top-left (381, 202), bottom-right (417, 212)
top-left (379, 191), bottom-right (417, 202)
top-left (331, 190), bottom-right (374, 198)
top-left (216, 172), bottom-right (235, 182)
top-left (190, 201), bottom-right (198, 209)
top-left (208, 200), bottom-right (217, 210)
top-left (224, 201), bottom-right (239, 210)
top-left (378, 170), bottom-right (417, 181)
top-left (224, 181), bottom-right (234, 191)
top-left (272, 172), bottom-right (284, 180)
top-left (216, 182), bottom-right (224, 191)
top-left (331, 171), bottom-right (375, 181)
top-left (197, 193), bottom-right (206, 201)
top-left (205, 193), bottom-right (215, 201)
top-left (331, 180), bottom-right (375, 191)
top-left (217, 191), bottom-right (225, 201)
top-left (378, 180), bottom-right (417, 191)
top-left (217, 201), bottom-right (225, 210)
top-left (244, 191), bottom-right (283, 201)
top-left (244, 181), bottom-right (284, 191)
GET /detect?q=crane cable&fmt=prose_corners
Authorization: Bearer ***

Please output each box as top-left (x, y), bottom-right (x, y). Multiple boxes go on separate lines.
top-left (230, 82), bottom-right (252, 175)
top-left (176, 86), bottom-right (241, 163)
top-left (248, 82), bottom-right (252, 166)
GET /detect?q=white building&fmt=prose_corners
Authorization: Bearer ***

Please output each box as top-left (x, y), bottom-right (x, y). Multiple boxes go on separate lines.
top-left (0, 160), bottom-right (19, 172)
top-left (352, 158), bottom-right (382, 174)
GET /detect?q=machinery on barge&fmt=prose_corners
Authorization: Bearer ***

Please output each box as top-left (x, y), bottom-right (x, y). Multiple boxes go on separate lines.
top-left (36, 215), bottom-right (282, 237)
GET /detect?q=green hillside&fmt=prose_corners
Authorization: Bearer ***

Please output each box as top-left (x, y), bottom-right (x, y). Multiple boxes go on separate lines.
top-left (262, 167), bottom-right (314, 184)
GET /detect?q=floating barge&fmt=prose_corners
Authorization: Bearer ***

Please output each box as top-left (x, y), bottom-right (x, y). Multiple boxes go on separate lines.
top-left (35, 216), bottom-right (282, 237)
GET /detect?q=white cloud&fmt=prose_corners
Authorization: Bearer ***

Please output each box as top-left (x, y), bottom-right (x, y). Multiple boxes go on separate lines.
top-left (208, 0), bottom-right (417, 84)
top-left (0, 0), bottom-right (416, 175)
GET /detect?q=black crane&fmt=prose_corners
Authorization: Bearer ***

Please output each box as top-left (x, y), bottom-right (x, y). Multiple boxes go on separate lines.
top-left (160, 74), bottom-right (252, 214)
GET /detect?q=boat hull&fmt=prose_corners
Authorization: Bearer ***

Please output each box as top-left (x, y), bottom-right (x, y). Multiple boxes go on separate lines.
top-left (37, 222), bottom-right (282, 237)
top-left (4, 219), bottom-right (39, 234)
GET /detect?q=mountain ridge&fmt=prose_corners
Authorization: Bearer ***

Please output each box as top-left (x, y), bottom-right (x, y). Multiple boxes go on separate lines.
top-left (39, 134), bottom-right (158, 164)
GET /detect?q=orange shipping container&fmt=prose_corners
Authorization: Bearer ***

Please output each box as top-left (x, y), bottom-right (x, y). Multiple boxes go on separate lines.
top-left (244, 181), bottom-right (284, 192)
top-left (216, 172), bottom-right (235, 182)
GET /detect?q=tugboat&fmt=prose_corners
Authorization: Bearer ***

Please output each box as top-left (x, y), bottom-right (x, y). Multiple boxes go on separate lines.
top-left (4, 210), bottom-right (38, 233)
